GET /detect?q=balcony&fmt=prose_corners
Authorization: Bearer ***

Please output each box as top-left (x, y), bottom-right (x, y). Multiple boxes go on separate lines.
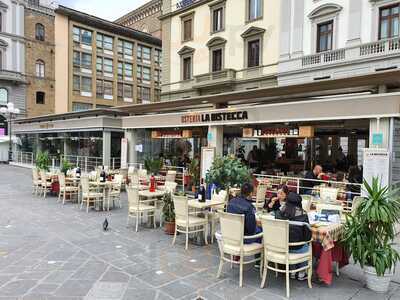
top-left (279, 37), bottom-right (400, 85)
top-left (0, 70), bottom-right (26, 83)
top-left (193, 69), bottom-right (237, 89)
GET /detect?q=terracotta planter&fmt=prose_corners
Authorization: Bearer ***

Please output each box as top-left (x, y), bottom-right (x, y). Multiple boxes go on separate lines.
top-left (191, 185), bottom-right (196, 193)
top-left (164, 221), bottom-right (175, 235)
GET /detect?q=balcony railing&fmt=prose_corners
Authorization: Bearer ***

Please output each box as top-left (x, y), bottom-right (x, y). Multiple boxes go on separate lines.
top-left (0, 70), bottom-right (26, 83)
top-left (193, 69), bottom-right (236, 88)
top-left (298, 37), bottom-right (400, 69)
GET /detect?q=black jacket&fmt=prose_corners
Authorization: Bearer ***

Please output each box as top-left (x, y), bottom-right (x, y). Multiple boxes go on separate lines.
top-left (227, 196), bottom-right (257, 237)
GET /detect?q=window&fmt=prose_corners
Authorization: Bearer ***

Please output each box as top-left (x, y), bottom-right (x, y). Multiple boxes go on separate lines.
top-left (35, 23), bottom-right (45, 41)
top-left (154, 49), bottom-right (162, 66)
top-left (118, 40), bottom-right (134, 58)
top-left (137, 65), bottom-right (151, 84)
top-left (212, 6), bottom-right (224, 32)
top-left (182, 17), bottom-right (193, 41)
top-left (212, 49), bottom-right (223, 72)
top-left (0, 88), bottom-right (8, 106)
top-left (154, 69), bottom-right (162, 85)
top-left (73, 51), bottom-right (92, 69)
top-left (317, 20), bottom-right (333, 52)
top-left (137, 86), bottom-right (151, 104)
top-left (96, 57), bottom-right (113, 76)
top-left (36, 91), bottom-right (45, 104)
top-left (154, 89), bottom-right (161, 102)
top-left (97, 33), bottom-right (113, 51)
top-left (137, 45), bottom-right (151, 64)
top-left (248, 0), bottom-right (262, 21)
top-left (117, 83), bottom-right (133, 101)
top-left (35, 60), bottom-right (45, 78)
top-left (379, 4), bottom-right (400, 39)
top-left (82, 77), bottom-right (92, 93)
top-left (72, 102), bottom-right (92, 112)
top-left (73, 75), bottom-right (80, 92)
top-left (125, 62), bottom-right (133, 78)
top-left (96, 80), bottom-right (113, 98)
top-left (72, 26), bottom-right (92, 45)
top-left (183, 56), bottom-right (192, 80)
top-left (247, 39), bottom-right (260, 67)
top-left (117, 62), bottom-right (133, 80)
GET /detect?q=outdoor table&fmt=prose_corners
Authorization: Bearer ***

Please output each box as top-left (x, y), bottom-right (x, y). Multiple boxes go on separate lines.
top-left (311, 223), bottom-right (348, 285)
top-left (139, 190), bottom-right (166, 198)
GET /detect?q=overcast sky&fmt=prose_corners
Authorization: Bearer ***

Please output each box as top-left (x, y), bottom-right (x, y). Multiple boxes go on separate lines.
top-left (57, 0), bottom-right (149, 21)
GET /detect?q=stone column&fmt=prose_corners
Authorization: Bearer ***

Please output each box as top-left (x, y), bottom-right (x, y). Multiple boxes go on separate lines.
top-left (102, 131), bottom-right (111, 166)
top-left (208, 125), bottom-right (223, 157)
top-left (125, 129), bottom-right (138, 164)
top-left (291, 0), bottom-right (304, 58)
top-left (279, 0), bottom-right (292, 60)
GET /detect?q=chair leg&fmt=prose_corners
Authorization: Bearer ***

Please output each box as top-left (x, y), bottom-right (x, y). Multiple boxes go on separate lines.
top-left (86, 199), bottom-right (89, 213)
top-left (336, 262), bottom-right (340, 277)
top-left (153, 212), bottom-right (156, 229)
top-left (58, 191), bottom-right (61, 202)
top-left (230, 255), bottom-right (233, 269)
top-left (204, 224), bottom-right (208, 245)
top-left (239, 255), bottom-right (244, 287)
top-left (126, 215), bottom-right (130, 227)
top-left (260, 258), bottom-right (268, 288)
top-left (286, 264), bottom-right (290, 299)
top-left (135, 212), bottom-right (139, 232)
top-left (259, 253), bottom-right (263, 278)
top-left (80, 199), bottom-right (84, 210)
top-left (63, 191), bottom-right (66, 205)
top-left (172, 224), bottom-right (177, 245)
top-left (185, 228), bottom-right (189, 250)
top-left (217, 257), bottom-right (224, 279)
top-left (308, 259), bottom-right (313, 289)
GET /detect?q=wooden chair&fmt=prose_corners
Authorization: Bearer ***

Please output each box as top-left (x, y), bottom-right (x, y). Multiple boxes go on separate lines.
top-left (209, 190), bottom-right (228, 243)
top-left (351, 196), bottom-right (365, 216)
top-left (172, 195), bottom-right (208, 250)
top-left (58, 173), bottom-right (79, 205)
top-left (32, 168), bottom-right (41, 196)
top-left (216, 212), bottom-right (263, 287)
top-left (254, 184), bottom-right (268, 211)
top-left (80, 176), bottom-right (103, 213)
top-left (39, 170), bottom-right (52, 199)
top-left (260, 218), bottom-right (312, 298)
top-left (165, 170), bottom-right (177, 183)
top-left (127, 187), bottom-right (157, 232)
top-left (108, 174), bottom-right (123, 210)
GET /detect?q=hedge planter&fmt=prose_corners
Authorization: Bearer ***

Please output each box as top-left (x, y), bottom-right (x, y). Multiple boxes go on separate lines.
top-left (364, 266), bottom-right (393, 293)
top-left (164, 221), bottom-right (175, 235)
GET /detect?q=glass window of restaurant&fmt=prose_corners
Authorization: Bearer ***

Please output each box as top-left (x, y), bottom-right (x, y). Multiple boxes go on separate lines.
top-left (135, 128), bottom-right (208, 168)
top-left (223, 120), bottom-right (369, 178)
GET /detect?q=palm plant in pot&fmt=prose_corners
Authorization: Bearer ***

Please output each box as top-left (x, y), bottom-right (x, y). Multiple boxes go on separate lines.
top-left (162, 192), bottom-right (175, 235)
top-left (343, 177), bottom-right (400, 293)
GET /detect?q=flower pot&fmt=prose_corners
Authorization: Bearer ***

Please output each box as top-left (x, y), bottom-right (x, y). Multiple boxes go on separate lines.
top-left (164, 221), bottom-right (175, 235)
top-left (364, 266), bottom-right (393, 293)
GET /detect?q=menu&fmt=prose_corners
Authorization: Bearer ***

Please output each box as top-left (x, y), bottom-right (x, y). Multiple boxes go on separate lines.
top-left (363, 148), bottom-right (390, 195)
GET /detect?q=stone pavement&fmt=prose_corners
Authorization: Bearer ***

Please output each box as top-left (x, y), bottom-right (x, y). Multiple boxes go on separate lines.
top-left (0, 165), bottom-right (399, 300)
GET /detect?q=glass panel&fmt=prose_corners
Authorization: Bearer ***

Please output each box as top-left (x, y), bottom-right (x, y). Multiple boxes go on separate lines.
top-left (124, 84), bottom-right (133, 98)
top-left (143, 67), bottom-right (151, 82)
top-left (382, 8), bottom-right (390, 17)
top-left (96, 34), bottom-right (103, 48)
top-left (96, 80), bottom-right (103, 96)
top-left (82, 77), bottom-right (92, 92)
top-left (392, 17), bottom-right (399, 36)
top-left (104, 36), bottom-right (113, 50)
top-left (125, 63), bottom-right (133, 77)
top-left (104, 58), bottom-right (113, 74)
top-left (117, 83), bottom-right (123, 99)
top-left (118, 40), bottom-right (123, 53)
top-left (73, 75), bottom-right (80, 91)
top-left (381, 19), bottom-right (389, 39)
top-left (81, 30), bottom-right (92, 45)
top-left (73, 51), bottom-right (80, 65)
top-left (82, 53), bottom-right (92, 68)
top-left (104, 81), bottom-right (113, 96)
top-left (96, 57), bottom-right (102, 73)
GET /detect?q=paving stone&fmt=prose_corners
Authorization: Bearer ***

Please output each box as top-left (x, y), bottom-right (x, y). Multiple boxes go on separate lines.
top-left (122, 288), bottom-right (157, 300)
top-left (100, 269), bottom-right (130, 283)
top-left (85, 281), bottom-right (127, 299)
top-left (159, 279), bottom-right (198, 299)
top-left (55, 280), bottom-right (94, 297)
top-left (0, 280), bottom-right (37, 296)
top-left (30, 283), bottom-right (60, 294)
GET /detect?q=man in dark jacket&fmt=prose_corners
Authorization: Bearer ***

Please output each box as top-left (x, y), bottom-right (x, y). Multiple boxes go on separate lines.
top-left (227, 183), bottom-right (261, 244)
top-left (301, 165), bottom-right (324, 194)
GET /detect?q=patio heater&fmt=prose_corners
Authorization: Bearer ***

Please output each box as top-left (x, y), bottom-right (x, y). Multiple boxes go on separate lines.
top-left (0, 103), bottom-right (20, 162)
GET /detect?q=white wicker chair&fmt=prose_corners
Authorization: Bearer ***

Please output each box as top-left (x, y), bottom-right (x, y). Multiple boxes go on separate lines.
top-left (58, 173), bottom-right (79, 205)
top-left (127, 187), bottom-right (157, 232)
top-left (80, 176), bottom-right (103, 213)
top-left (39, 170), bottom-right (52, 199)
top-left (32, 168), bottom-right (41, 196)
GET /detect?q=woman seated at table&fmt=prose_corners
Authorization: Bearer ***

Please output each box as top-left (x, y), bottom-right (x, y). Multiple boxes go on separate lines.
top-left (265, 185), bottom-right (289, 213)
top-left (275, 192), bottom-right (311, 281)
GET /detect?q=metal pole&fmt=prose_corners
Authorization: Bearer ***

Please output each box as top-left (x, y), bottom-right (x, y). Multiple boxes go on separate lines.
top-left (8, 114), bottom-right (12, 163)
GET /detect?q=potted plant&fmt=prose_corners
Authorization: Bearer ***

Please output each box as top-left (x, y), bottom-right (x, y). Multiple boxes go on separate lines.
top-left (188, 157), bottom-right (200, 192)
top-left (144, 158), bottom-right (163, 175)
top-left (343, 177), bottom-right (400, 293)
top-left (60, 158), bottom-right (72, 175)
top-left (162, 192), bottom-right (175, 235)
top-left (36, 151), bottom-right (50, 171)
top-left (205, 156), bottom-right (251, 192)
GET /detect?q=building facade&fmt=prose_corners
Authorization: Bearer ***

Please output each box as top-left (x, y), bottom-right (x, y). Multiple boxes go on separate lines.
top-left (115, 0), bottom-right (162, 39)
top-left (25, 0), bottom-right (55, 118)
top-left (54, 6), bottom-right (162, 114)
top-left (0, 0), bottom-right (26, 132)
top-left (160, 0), bottom-right (281, 101)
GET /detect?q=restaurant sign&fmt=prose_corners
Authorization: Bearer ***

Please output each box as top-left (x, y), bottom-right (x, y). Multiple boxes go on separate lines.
top-left (243, 126), bottom-right (314, 138)
top-left (181, 111), bottom-right (248, 124)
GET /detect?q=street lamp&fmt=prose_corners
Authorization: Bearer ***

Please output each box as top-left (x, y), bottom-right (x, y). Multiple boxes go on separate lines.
top-left (0, 102), bottom-right (20, 162)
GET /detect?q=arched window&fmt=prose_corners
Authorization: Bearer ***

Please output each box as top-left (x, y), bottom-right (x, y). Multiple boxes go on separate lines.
top-left (36, 91), bottom-right (45, 104)
top-left (35, 23), bottom-right (45, 41)
top-left (36, 60), bottom-right (45, 78)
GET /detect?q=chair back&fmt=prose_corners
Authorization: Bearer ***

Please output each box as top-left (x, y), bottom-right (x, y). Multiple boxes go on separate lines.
top-left (164, 181), bottom-right (178, 193)
top-left (301, 194), bottom-right (312, 212)
top-left (138, 169), bottom-right (147, 178)
top-left (212, 189), bottom-right (228, 202)
top-left (127, 187), bottom-right (140, 209)
top-left (114, 174), bottom-right (123, 184)
top-left (128, 166), bottom-right (135, 176)
top-left (256, 184), bottom-right (268, 207)
top-left (219, 212), bottom-right (244, 249)
top-left (260, 218), bottom-right (289, 253)
top-left (320, 187), bottom-right (338, 202)
top-left (165, 170), bottom-right (177, 182)
top-left (316, 203), bottom-right (343, 217)
top-left (173, 195), bottom-right (189, 223)
top-left (80, 176), bottom-right (90, 194)
top-left (58, 173), bottom-right (66, 188)
top-left (32, 168), bottom-right (39, 182)
top-left (351, 196), bottom-right (364, 215)
top-left (39, 170), bottom-right (47, 186)
top-left (130, 173), bottom-right (140, 187)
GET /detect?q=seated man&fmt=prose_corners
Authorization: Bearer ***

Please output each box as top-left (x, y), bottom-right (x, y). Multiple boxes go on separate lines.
top-left (227, 183), bottom-right (262, 244)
